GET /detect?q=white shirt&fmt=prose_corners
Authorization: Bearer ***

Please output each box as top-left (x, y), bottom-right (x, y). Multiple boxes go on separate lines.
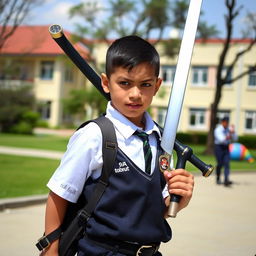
top-left (214, 124), bottom-right (237, 145)
top-left (47, 102), bottom-right (169, 203)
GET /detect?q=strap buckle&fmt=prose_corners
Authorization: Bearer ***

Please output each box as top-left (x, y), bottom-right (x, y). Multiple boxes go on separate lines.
top-left (36, 235), bottom-right (51, 251)
top-left (136, 245), bottom-right (159, 256)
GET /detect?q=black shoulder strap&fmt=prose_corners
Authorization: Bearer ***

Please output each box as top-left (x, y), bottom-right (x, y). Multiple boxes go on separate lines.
top-left (36, 116), bottom-right (118, 253)
top-left (80, 116), bottom-right (117, 218)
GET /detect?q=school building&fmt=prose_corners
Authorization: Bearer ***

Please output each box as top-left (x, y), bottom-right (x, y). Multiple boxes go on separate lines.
top-left (0, 25), bottom-right (255, 135)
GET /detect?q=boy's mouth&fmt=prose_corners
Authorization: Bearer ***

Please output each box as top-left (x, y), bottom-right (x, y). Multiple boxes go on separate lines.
top-left (126, 103), bottom-right (143, 109)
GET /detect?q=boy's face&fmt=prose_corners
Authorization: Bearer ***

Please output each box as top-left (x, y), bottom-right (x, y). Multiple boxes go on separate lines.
top-left (101, 62), bottom-right (161, 128)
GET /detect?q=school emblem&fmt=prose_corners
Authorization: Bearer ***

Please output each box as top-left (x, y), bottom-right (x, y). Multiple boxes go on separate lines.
top-left (159, 154), bottom-right (172, 172)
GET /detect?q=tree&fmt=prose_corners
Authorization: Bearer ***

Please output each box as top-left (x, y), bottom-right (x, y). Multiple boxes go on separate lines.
top-left (0, 86), bottom-right (39, 134)
top-left (205, 0), bottom-right (256, 154)
top-left (0, 0), bottom-right (41, 50)
top-left (69, 0), bottom-right (217, 47)
top-left (63, 87), bottom-right (107, 122)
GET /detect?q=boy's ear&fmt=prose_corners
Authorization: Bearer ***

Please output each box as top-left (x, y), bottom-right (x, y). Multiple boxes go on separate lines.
top-left (154, 77), bottom-right (162, 95)
top-left (101, 73), bottom-right (110, 93)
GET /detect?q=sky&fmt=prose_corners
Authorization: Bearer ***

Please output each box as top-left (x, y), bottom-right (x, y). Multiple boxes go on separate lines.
top-left (23, 0), bottom-right (256, 38)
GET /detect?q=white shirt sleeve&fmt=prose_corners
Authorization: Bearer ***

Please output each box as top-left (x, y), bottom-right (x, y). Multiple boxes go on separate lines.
top-left (214, 125), bottom-right (226, 144)
top-left (47, 122), bottom-right (103, 203)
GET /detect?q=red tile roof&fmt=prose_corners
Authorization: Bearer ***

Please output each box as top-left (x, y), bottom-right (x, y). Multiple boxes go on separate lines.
top-left (0, 25), bottom-right (90, 59)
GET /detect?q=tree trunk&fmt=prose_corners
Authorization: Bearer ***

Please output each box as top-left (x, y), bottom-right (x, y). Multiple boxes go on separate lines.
top-left (204, 0), bottom-right (237, 155)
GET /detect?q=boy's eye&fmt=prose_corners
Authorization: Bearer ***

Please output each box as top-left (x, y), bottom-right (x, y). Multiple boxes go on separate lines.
top-left (141, 82), bottom-right (152, 87)
top-left (119, 81), bottom-right (130, 86)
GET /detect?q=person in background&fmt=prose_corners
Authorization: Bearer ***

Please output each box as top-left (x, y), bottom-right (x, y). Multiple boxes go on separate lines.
top-left (214, 117), bottom-right (237, 186)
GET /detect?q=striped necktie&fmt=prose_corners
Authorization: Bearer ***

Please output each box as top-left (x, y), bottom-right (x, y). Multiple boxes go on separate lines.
top-left (134, 130), bottom-right (152, 174)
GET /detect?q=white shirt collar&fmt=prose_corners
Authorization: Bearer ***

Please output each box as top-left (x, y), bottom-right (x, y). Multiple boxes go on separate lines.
top-left (105, 102), bottom-right (161, 139)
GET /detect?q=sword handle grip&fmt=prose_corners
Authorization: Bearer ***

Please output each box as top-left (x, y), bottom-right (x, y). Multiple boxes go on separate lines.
top-left (168, 146), bottom-right (190, 217)
top-left (168, 140), bottom-right (214, 217)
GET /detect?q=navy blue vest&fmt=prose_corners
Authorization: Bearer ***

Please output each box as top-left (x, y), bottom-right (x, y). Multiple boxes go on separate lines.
top-left (82, 143), bottom-right (172, 244)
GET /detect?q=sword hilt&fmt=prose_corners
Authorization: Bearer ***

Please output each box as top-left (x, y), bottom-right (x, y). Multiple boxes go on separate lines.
top-left (160, 140), bottom-right (214, 218)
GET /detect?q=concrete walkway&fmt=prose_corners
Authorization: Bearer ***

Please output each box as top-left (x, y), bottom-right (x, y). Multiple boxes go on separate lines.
top-left (0, 146), bottom-right (64, 159)
top-left (0, 173), bottom-right (255, 256)
top-left (0, 145), bottom-right (256, 255)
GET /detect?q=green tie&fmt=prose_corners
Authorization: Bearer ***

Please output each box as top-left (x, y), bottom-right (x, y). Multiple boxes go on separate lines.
top-left (135, 130), bottom-right (152, 174)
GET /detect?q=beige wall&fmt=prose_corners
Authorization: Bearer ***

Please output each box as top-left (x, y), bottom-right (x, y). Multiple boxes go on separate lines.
top-left (2, 40), bottom-right (255, 133)
top-left (94, 40), bottom-right (256, 136)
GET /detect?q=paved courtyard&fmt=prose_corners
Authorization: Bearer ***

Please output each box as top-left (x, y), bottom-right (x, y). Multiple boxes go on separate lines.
top-left (0, 172), bottom-right (255, 256)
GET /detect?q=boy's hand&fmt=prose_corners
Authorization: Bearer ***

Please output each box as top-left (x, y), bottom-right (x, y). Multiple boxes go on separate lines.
top-left (163, 169), bottom-right (194, 213)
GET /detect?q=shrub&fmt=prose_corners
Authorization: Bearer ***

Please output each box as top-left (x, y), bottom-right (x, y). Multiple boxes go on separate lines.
top-left (0, 86), bottom-right (37, 134)
top-left (238, 135), bottom-right (256, 149)
top-left (22, 111), bottom-right (39, 128)
top-left (10, 121), bottom-right (33, 134)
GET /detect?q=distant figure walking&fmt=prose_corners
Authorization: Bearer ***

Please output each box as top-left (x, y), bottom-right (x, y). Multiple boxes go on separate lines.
top-left (214, 117), bottom-right (237, 186)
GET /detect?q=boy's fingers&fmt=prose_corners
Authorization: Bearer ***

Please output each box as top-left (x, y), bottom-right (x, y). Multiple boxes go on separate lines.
top-left (170, 168), bottom-right (191, 177)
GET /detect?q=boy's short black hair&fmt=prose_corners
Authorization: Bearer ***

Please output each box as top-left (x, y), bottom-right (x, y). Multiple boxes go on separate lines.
top-left (106, 35), bottom-right (160, 78)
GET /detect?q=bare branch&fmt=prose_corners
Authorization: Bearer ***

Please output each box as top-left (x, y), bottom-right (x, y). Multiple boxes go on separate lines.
top-left (229, 64), bottom-right (256, 84)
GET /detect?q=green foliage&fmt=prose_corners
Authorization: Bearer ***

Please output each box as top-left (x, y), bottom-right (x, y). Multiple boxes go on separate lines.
top-left (0, 86), bottom-right (39, 134)
top-left (36, 119), bottom-right (49, 128)
top-left (238, 135), bottom-right (256, 149)
top-left (160, 38), bottom-right (181, 58)
top-left (63, 86), bottom-right (108, 118)
top-left (176, 132), bottom-right (207, 145)
top-left (69, 0), bottom-right (172, 41)
top-left (176, 132), bottom-right (256, 150)
top-left (10, 121), bottom-right (33, 134)
top-left (69, 0), bottom-right (219, 59)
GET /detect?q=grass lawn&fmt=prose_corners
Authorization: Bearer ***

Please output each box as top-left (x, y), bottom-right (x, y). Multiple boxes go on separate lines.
top-left (0, 133), bottom-right (255, 198)
top-left (183, 145), bottom-right (256, 173)
top-left (0, 133), bottom-right (69, 151)
top-left (0, 154), bottom-right (59, 198)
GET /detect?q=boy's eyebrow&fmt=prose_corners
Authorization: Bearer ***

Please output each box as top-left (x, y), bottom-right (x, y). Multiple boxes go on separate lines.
top-left (116, 76), bottom-right (155, 82)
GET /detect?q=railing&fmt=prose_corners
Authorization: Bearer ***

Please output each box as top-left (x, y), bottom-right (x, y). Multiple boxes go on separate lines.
top-left (0, 79), bottom-right (34, 88)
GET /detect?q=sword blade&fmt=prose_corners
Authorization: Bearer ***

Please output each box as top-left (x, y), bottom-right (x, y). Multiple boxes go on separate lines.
top-left (161, 0), bottom-right (203, 155)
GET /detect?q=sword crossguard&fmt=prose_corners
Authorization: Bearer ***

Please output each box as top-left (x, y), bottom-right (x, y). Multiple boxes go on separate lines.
top-left (160, 140), bottom-right (214, 218)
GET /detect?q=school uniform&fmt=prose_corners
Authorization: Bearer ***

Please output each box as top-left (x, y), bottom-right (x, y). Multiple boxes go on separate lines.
top-left (47, 102), bottom-right (172, 255)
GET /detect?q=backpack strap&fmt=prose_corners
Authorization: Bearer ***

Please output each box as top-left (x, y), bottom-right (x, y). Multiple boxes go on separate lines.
top-left (78, 116), bottom-right (117, 220)
top-left (36, 116), bottom-right (117, 253)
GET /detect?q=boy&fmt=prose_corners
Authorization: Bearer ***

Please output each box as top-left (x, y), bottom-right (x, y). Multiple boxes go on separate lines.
top-left (41, 35), bottom-right (194, 256)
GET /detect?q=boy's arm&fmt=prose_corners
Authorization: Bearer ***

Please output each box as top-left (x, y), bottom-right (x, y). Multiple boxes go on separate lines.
top-left (41, 191), bottom-right (68, 255)
top-left (163, 169), bottom-right (194, 217)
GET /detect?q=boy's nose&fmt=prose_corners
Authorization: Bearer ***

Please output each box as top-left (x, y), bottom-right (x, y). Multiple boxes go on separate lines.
top-left (129, 86), bottom-right (141, 99)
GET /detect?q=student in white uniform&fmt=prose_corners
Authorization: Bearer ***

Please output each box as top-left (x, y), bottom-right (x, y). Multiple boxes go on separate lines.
top-left (40, 35), bottom-right (194, 256)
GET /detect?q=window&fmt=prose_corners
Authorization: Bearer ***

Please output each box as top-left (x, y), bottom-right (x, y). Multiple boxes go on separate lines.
top-left (245, 111), bottom-right (256, 132)
top-left (64, 66), bottom-right (74, 82)
top-left (248, 67), bottom-right (256, 87)
top-left (40, 61), bottom-right (54, 80)
top-left (189, 108), bottom-right (206, 129)
top-left (38, 101), bottom-right (51, 120)
top-left (157, 108), bottom-right (167, 128)
top-left (161, 65), bottom-right (175, 86)
top-left (191, 66), bottom-right (208, 86)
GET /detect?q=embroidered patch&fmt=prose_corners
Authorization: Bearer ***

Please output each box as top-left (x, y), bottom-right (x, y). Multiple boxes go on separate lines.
top-left (114, 161), bottom-right (130, 173)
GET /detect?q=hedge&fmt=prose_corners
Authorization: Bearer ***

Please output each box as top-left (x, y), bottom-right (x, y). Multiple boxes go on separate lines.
top-left (176, 132), bottom-right (256, 149)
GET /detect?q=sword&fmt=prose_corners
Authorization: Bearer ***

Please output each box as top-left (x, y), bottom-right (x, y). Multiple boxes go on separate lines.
top-left (49, 21), bottom-right (213, 217)
top-left (159, 0), bottom-right (206, 217)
